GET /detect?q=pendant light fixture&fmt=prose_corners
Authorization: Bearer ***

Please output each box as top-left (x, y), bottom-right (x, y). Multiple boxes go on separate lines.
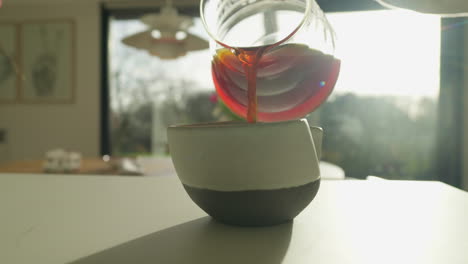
top-left (122, 0), bottom-right (209, 59)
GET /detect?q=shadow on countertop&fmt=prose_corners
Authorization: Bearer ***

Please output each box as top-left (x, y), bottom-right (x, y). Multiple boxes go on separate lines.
top-left (69, 216), bottom-right (293, 264)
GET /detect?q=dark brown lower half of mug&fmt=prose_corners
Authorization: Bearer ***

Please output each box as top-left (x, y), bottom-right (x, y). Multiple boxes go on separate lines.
top-left (183, 179), bottom-right (320, 227)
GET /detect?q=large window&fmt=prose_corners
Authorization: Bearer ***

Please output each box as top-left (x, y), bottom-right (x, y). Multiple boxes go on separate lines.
top-left (311, 11), bottom-right (440, 180)
top-left (108, 15), bottom-right (215, 155)
top-left (106, 8), bottom-right (444, 181)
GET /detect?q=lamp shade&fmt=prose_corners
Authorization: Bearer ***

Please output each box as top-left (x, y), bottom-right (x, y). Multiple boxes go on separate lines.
top-left (376, 0), bottom-right (468, 16)
top-left (122, 30), bottom-right (208, 60)
top-left (121, 5), bottom-right (209, 59)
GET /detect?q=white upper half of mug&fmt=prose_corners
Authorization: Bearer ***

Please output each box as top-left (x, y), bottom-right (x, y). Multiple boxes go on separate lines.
top-left (168, 119), bottom-right (322, 192)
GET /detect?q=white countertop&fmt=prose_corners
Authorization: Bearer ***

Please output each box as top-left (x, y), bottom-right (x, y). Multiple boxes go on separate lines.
top-left (1, 173), bottom-right (467, 264)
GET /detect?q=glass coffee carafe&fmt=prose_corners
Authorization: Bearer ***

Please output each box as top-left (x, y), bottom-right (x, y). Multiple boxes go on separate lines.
top-left (200, 0), bottom-right (341, 123)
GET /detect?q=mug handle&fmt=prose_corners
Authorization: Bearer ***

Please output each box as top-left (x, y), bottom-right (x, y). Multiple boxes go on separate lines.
top-left (309, 126), bottom-right (323, 160)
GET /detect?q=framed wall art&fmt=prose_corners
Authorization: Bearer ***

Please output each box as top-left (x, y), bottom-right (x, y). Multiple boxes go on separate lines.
top-left (0, 23), bottom-right (18, 103)
top-left (19, 20), bottom-right (74, 103)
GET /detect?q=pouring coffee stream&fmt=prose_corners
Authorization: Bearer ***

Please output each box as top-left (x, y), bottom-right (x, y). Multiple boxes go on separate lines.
top-left (235, 46), bottom-right (267, 123)
top-left (224, 24), bottom-right (303, 123)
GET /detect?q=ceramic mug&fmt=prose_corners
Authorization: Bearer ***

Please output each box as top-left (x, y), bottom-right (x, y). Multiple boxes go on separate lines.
top-left (168, 119), bottom-right (322, 226)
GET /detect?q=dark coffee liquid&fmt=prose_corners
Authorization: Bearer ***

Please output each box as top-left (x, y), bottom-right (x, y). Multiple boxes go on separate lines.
top-left (212, 43), bottom-right (341, 122)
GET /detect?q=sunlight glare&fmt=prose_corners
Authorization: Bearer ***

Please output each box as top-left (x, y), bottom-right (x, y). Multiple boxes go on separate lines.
top-left (327, 10), bottom-right (440, 99)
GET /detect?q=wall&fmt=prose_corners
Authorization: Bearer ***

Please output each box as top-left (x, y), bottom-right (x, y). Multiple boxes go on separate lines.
top-left (0, 1), bottom-right (101, 161)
